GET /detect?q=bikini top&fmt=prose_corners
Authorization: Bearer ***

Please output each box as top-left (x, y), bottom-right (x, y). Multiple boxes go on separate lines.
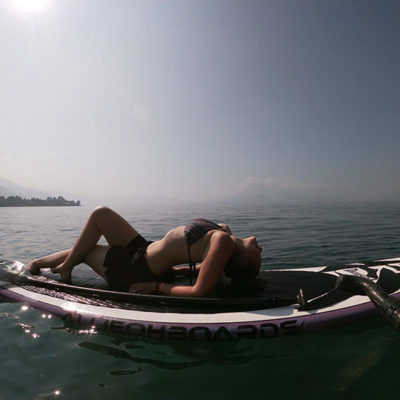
top-left (184, 218), bottom-right (226, 246)
top-left (184, 218), bottom-right (228, 285)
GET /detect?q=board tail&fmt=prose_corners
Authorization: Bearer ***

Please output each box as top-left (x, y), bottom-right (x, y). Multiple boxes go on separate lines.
top-left (337, 274), bottom-right (400, 334)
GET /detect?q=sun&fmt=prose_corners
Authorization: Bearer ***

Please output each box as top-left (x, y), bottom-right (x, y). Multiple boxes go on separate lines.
top-left (13, 0), bottom-right (49, 12)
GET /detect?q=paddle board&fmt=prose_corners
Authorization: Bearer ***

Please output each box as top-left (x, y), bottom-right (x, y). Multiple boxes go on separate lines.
top-left (1, 258), bottom-right (400, 339)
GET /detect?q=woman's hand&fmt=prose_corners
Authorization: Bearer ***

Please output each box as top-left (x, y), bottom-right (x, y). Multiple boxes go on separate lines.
top-left (129, 281), bottom-right (158, 294)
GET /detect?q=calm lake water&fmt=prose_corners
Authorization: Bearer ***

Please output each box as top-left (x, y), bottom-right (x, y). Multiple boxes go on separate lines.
top-left (1, 202), bottom-right (400, 400)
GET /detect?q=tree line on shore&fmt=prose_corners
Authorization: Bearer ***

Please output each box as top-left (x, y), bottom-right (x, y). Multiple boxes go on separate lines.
top-left (0, 195), bottom-right (81, 207)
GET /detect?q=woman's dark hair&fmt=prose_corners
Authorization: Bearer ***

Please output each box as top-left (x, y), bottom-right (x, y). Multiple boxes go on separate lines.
top-left (223, 246), bottom-right (266, 296)
top-left (224, 246), bottom-right (259, 280)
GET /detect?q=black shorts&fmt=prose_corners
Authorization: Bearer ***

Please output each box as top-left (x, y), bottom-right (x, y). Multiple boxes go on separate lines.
top-left (103, 235), bottom-right (161, 292)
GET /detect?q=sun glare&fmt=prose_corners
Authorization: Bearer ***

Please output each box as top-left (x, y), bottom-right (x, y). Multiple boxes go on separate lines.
top-left (13, 0), bottom-right (49, 12)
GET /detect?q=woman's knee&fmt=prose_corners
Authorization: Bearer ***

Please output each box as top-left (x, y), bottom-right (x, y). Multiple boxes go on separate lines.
top-left (91, 206), bottom-right (114, 220)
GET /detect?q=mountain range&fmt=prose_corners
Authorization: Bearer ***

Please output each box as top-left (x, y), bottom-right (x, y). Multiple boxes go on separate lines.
top-left (0, 176), bottom-right (50, 199)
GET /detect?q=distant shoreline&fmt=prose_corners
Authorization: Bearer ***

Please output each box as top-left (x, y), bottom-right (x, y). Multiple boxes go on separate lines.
top-left (0, 196), bottom-right (81, 207)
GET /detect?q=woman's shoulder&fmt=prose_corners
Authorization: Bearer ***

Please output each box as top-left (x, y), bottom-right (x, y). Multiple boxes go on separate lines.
top-left (208, 230), bottom-right (234, 249)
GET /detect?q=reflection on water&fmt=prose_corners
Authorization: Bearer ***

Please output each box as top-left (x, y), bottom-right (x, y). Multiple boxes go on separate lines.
top-left (0, 285), bottom-right (398, 399)
top-left (77, 334), bottom-right (295, 372)
top-left (332, 347), bottom-right (383, 392)
top-left (51, 316), bottom-right (395, 400)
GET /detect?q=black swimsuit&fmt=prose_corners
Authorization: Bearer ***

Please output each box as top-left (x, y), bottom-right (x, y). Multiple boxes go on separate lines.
top-left (104, 235), bottom-right (161, 292)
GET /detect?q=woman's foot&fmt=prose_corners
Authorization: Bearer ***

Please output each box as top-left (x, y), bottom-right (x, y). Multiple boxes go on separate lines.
top-left (27, 260), bottom-right (41, 275)
top-left (51, 263), bottom-right (73, 284)
top-left (27, 250), bottom-right (71, 276)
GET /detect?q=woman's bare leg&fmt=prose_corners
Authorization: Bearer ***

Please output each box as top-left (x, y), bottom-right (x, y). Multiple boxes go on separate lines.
top-left (50, 206), bottom-right (139, 283)
top-left (31, 245), bottom-right (109, 280)
top-left (28, 249), bottom-right (71, 275)
top-left (82, 245), bottom-right (109, 280)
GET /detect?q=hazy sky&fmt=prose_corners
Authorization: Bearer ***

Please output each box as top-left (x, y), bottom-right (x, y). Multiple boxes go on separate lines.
top-left (1, 0), bottom-right (399, 204)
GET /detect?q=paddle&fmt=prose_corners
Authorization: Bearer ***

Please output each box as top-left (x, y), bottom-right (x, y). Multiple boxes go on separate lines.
top-left (337, 274), bottom-right (400, 333)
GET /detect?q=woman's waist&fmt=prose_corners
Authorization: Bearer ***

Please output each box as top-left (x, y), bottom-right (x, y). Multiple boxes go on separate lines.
top-left (145, 256), bottom-right (190, 275)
